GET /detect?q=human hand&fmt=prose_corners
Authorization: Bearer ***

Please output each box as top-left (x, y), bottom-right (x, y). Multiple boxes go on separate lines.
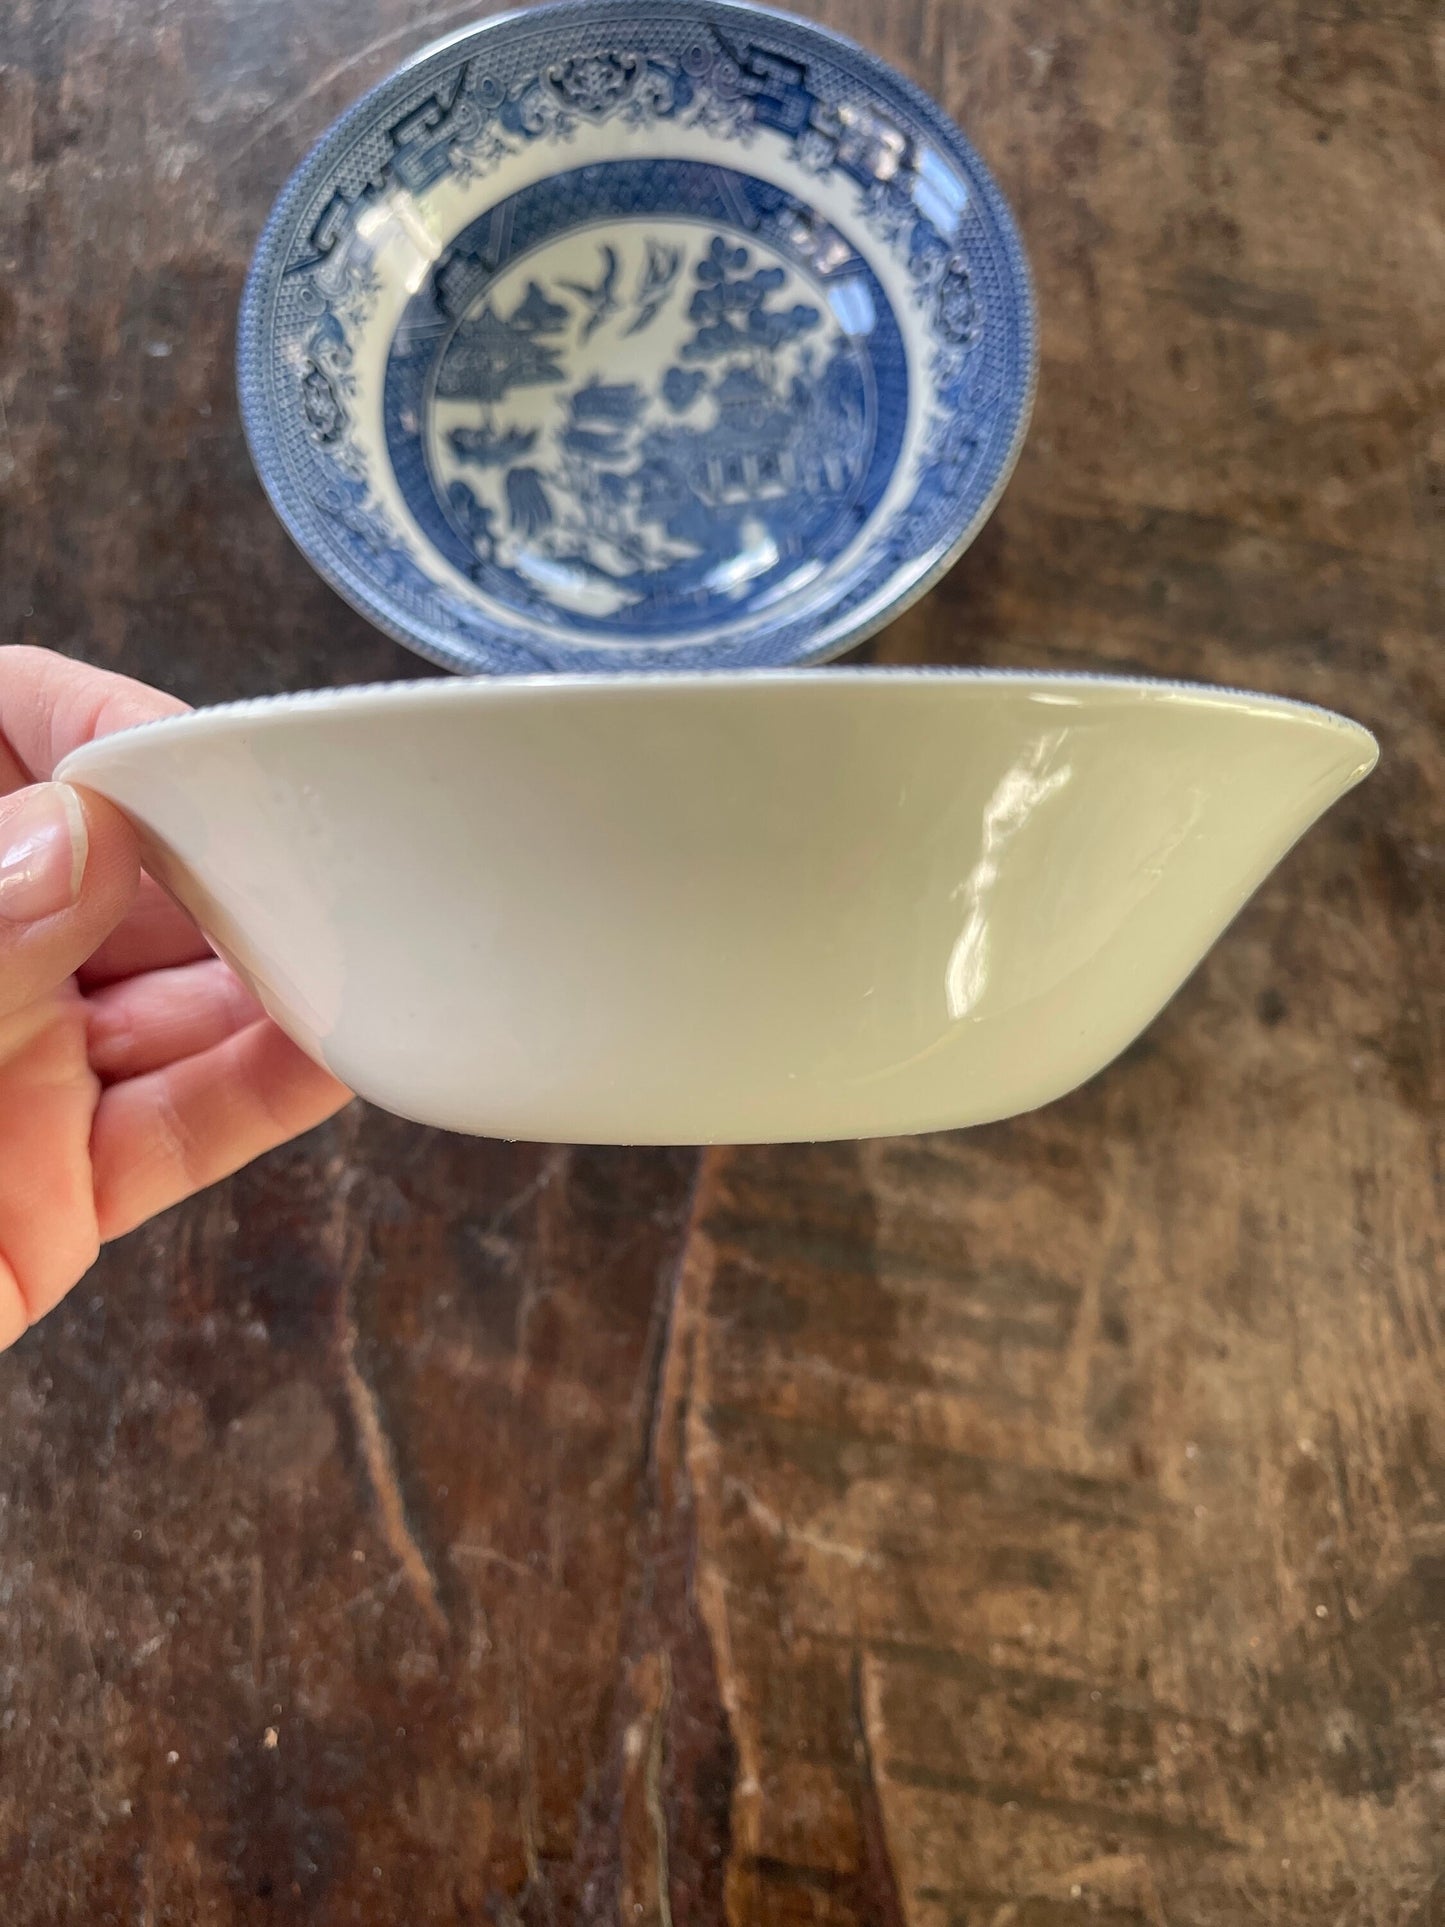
top-left (0, 647), bottom-right (351, 1350)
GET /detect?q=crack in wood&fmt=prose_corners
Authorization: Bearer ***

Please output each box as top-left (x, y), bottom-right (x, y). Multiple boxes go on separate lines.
top-left (852, 1651), bottom-right (909, 1927)
top-left (336, 1299), bottom-right (448, 1642)
top-left (644, 1651), bottom-right (674, 1927)
top-left (637, 1155), bottom-right (708, 1505)
top-left (326, 1140), bottom-right (448, 1643)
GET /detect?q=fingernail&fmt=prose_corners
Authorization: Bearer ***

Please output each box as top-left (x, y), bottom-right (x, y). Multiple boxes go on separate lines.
top-left (0, 784), bottom-right (89, 925)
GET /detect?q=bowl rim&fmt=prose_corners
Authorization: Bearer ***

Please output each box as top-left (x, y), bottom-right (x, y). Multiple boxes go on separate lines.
top-left (58, 666), bottom-right (1380, 776)
top-left (236, 0), bottom-right (1038, 676)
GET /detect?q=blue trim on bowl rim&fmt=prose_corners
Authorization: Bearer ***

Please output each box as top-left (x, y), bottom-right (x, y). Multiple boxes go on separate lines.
top-left (237, 0), bottom-right (1038, 675)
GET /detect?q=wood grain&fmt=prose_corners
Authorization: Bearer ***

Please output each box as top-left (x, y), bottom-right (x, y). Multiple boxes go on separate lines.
top-left (1, 0), bottom-right (1441, 1920)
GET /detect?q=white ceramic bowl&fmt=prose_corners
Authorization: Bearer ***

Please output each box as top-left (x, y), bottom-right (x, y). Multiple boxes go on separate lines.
top-left (60, 672), bottom-right (1376, 1144)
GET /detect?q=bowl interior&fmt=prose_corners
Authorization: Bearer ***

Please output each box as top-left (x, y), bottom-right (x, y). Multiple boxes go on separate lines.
top-left (239, 0), bottom-right (1034, 674)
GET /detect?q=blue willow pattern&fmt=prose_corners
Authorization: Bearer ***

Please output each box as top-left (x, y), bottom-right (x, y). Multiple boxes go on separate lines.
top-left (239, 3), bottom-right (1034, 672)
top-left (384, 188), bottom-right (900, 634)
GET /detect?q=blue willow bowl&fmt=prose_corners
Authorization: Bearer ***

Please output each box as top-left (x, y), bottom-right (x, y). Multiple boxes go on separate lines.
top-left (238, 0), bottom-right (1036, 674)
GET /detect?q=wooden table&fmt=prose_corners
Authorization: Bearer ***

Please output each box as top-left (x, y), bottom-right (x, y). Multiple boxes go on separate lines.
top-left (2, 1), bottom-right (1441, 1920)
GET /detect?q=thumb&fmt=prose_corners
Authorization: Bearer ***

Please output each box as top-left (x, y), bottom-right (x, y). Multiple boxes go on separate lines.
top-left (0, 784), bottom-right (141, 1018)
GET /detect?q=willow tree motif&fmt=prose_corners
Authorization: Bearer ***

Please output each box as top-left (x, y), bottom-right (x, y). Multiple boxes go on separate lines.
top-left (680, 236), bottom-right (822, 363)
top-left (505, 466), bottom-right (553, 536)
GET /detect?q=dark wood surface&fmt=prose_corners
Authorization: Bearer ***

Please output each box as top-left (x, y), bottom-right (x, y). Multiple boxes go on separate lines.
top-left (2, 0), bottom-right (1442, 1920)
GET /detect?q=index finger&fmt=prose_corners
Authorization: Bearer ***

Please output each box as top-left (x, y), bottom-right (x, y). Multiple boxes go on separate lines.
top-left (0, 646), bottom-right (188, 790)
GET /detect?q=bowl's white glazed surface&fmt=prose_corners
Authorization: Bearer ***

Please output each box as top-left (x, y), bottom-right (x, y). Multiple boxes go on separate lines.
top-left (60, 672), bottom-right (1376, 1144)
